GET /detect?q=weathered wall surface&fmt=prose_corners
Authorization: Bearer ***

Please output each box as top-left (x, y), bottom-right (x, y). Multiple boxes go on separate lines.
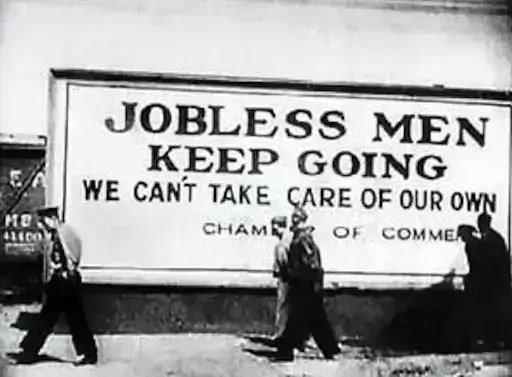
top-left (0, 142), bottom-right (45, 296)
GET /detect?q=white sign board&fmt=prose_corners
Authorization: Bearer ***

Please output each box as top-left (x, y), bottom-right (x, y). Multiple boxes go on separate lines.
top-left (49, 76), bottom-right (511, 289)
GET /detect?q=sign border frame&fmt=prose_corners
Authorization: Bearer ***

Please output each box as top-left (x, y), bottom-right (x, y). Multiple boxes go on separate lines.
top-left (47, 68), bottom-right (512, 290)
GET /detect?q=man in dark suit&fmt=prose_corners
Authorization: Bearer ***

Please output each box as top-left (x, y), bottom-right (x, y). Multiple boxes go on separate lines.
top-left (476, 212), bottom-right (512, 348)
top-left (13, 206), bottom-right (98, 365)
top-left (273, 206), bottom-right (341, 361)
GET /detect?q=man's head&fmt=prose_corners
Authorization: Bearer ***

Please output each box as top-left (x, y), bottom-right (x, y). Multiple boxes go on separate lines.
top-left (36, 206), bottom-right (60, 230)
top-left (477, 212), bottom-right (492, 234)
top-left (271, 216), bottom-right (287, 238)
top-left (291, 205), bottom-right (308, 228)
top-left (457, 224), bottom-right (477, 242)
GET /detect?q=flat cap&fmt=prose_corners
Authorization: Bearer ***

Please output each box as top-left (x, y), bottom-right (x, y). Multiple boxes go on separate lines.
top-left (271, 216), bottom-right (287, 226)
top-left (35, 206), bottom-right (59, 218)
top-left (457, 224), bottom-right (477, 237)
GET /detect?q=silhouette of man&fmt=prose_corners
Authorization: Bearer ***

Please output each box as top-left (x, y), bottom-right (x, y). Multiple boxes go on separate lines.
top-left (477, 213), bottom-right (511, 293)
top-left (476, 212), bottom-right (512, 348)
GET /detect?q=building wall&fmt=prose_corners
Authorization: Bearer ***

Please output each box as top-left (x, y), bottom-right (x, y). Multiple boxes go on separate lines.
top-left (1, 0), bottom-right (511, 347)
top-left (0, 141), bottom-right (45, 298)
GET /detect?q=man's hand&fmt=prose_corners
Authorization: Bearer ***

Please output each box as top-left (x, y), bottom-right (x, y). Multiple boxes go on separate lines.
top-left (49, 260), bottom-right (62, 270)
top-left (275, 244), bottom-right (288, 265)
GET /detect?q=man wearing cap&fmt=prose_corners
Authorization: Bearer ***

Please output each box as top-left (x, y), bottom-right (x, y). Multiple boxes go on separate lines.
top-left (272, 205), bottom-right (340, 361)
top-left (13, 206), bottom-right (98, 365)
top-left (271, 216), bottom-right (293, 343)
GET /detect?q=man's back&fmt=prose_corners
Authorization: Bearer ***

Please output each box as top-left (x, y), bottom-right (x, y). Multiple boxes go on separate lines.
top-left (482, 229), bottom-right (511, 293)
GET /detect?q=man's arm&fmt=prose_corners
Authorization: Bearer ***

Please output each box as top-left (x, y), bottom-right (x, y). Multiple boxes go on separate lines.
top-left (57, 223), bottom-right (82, 270)
top-left (273, 243), bottom-right (289, 278)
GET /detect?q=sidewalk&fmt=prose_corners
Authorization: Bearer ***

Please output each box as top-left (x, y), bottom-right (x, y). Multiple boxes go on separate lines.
top-left (1, 304), bottom-right (511, 377)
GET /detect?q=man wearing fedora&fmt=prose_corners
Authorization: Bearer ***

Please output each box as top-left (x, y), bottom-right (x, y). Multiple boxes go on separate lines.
top-left (13, 206), bottom-right (98, 365)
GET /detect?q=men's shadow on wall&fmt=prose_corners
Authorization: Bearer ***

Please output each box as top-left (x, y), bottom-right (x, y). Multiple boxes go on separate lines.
top-left (9, 286), bottom-right (279, 335)
top-left (374, 269), bottom-right (512, 355)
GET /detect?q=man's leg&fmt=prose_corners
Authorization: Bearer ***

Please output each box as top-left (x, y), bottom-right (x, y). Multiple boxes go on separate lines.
top-left (19, 282), bottom-right (61, 359)
top-left (273, 279), bottom-right (289, 340)
top-left (487, 292), bottom-right (508, 348)
top-left (64, 276), bottom-right (97, 364)
top-left (307, 290), bottom-right (340, 359)
top-left (273, 284), bottom-right (306, 361)
top-left (274, 280), bottom-right (309, 351)
top-left (466, 290), bottom-right (485, 350)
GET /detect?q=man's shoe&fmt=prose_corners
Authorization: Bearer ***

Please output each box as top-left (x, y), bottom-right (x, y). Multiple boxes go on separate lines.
top-left (270, 353), bottom-right (294, 362)
top-left (10, 351), bottom-right (39, 364)
top-left (324, 346), bottom-right (342, 360)
top-left (75, 354), bottom-right (97, 366)
top-left (325, 353), bottom-right (342, 360)
top-left (268, 336), bottom-right (281, 348)
top-left (295, 342), bottom-right (306, 352)
top-left (271, 347), bottom-right (294, 362)
top-left (470, 340), bottom-right (485, 352)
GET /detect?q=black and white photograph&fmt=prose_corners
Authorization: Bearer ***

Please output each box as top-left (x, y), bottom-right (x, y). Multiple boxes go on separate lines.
top-left (1, 0), bottom-right (512, 376)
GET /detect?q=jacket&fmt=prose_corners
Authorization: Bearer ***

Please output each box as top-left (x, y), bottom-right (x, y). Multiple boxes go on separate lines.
top-left (38, 222), bottom-right (82, 284)
top-left (286, 226), bottom-right (324, 286)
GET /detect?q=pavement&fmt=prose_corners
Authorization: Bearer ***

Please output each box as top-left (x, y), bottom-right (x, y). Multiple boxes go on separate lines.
top-left (1, 304), bottom-right (512, 377)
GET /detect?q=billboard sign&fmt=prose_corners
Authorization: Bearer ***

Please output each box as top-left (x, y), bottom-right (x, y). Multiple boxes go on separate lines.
top-left (49, 74), bottom-right (511, 288)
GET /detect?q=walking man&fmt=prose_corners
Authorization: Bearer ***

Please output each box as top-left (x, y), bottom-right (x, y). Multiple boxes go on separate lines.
top-left (271, 216), bottom-right (293, 344)
top-left (271, 207), bottom-right (310, 352)
top-left (476, 212), bottom-right (512, 348)
top-left (13, 206), bottom-right (98, 365)
top-left (273, 205), bottom-right (341, 361)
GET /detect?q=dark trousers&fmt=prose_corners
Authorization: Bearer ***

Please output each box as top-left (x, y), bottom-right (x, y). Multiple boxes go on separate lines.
top-left (465, 286), bottom-right (512, 348)
top-left (20, 273), bottom-right (97, 358)
top-left (274, 279), bottom-right (289, 339)
top-left (278, 282), bottom-right (340, 358)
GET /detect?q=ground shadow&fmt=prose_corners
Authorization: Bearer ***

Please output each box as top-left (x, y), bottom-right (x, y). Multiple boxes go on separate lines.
top-left (10, 310), bottom-right (76, 334)
top-left (244, 334), bottom-right (277, 348)
top-left (242, 338), bottom-right (327, 361)
top-left (5, 351), bottom-right (68, 365)
top-left (244, 348), bottom-right (280, 359)
top-left (374, 270), bottom-right (512, 355)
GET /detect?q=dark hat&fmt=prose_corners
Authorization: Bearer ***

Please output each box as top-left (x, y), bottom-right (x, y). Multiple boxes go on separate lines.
top-left (457, 224), bottom-right (477, 237)
top-left (271, 216), bottom-right (287, 226)
top-left (477, 212), bottom-right (492, 225)
top-left (292, 205), bottom-right (308, 221)
top-left (35, 206), bottom-right (59, 218)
